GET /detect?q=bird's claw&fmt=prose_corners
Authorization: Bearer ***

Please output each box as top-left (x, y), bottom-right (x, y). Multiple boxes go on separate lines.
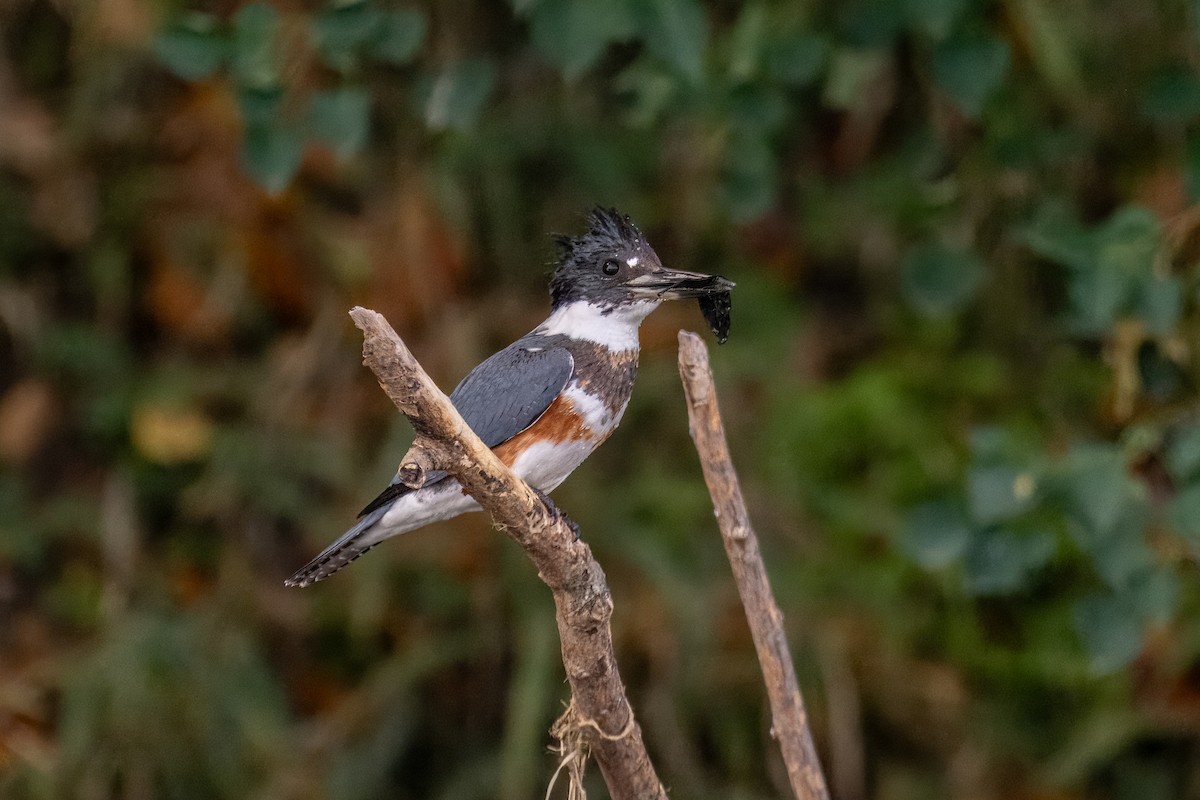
top-left (532, 488), bottom-right (582, 541)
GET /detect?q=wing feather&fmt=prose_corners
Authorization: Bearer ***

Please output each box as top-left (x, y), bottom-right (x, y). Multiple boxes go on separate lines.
top-left (451, 344), bottom-right (574, 447)
top-left (356, 343), bottom-right (573, 518)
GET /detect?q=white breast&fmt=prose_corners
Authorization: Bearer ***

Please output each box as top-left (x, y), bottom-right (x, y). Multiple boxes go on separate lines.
top-left (536, 300), bottom-right (657, 350)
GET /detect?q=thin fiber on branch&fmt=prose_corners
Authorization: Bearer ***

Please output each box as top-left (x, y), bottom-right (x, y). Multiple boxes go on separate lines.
top-left (348, 307), bottom-right (666, 800)
top-left (677, 330), bottom-right (831, 800)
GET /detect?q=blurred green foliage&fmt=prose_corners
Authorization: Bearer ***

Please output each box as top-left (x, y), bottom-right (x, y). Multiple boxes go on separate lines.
top-left (3, 0), bottom-right (1200, 798)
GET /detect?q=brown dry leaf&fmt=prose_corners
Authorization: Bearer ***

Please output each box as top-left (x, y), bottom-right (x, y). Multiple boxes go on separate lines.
top-left (0, 76), bottom-right (58, 172)
top-left (130, 403), bottom-right (213, 464)
top-left (290, 665), bottom-right (355, 717)
top-left (0, 380), bottom-right (56, 464)
top-left (242, 199), bottom-right (319, 321)
top-left (1163, 205), bottom-right (1200, 271)
top-left (152, 83), bottom-right (317, 327)
top-left (740, 210), bottom-right (808, 282)
top-left (0, 710), bottom-right (56, 773)
top-left (156, 84), bottom-right (255, 223)
top-left (85, 0), bottom-right (154, 45)
top-left (1132, 161), bottom-right (1187, 221)
top-left (29, 166), bottom-right (98, 247)
top-left (859, 643), bottom-right (969, 756)
top-left (156, 85), bottom-right (317, 321)
top-left (0, 57), bottom-right (97, 246)
top-left (145, 84), bottom-right (266, 343)
top-left (367, 182), bottom-right (467, 325)
top-left (1132, 626), bottom-right (1200, 727)
top-left (143, 253), bottom-right (235, 343)
top-left (169, 564), bottom-right (212, 606)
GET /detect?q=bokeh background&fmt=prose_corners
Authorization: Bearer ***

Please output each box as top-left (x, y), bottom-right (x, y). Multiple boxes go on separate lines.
top-left (3, 0), bottom-right (1200, 797)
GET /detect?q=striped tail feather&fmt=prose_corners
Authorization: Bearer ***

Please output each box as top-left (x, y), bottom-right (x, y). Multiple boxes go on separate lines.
top-left (284, 505), bottom-right (391, 588)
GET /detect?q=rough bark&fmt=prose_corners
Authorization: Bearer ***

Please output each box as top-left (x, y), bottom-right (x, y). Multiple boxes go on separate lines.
top-left (677, 330), bottom-right (831, 800)
top-left (348, 307), bottom-right (666, 800)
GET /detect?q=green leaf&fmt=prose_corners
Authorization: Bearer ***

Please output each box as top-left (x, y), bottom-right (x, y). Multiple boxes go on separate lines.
top-left (1022, 203), bottom-right (1093, 272)
top-left (963, 526), bottom-right (1054, 595)
top-left (1143, 66), bottom-right (1200, 124)
top-left (1096, 206), bottom-right (1159, 276)
top-left (38, 325), bottom-right (131, 380)
top-left (932, 35), bottom-right (1010, 117)
top-left (1072, 592), bottom-right (1144, 673)
top-left (964, 531), bottom-right (1029, 595)
top-left (1066, 503), bottom-right (1152, 588)
top-left (968, 425), bottom-right (1021, 463)
top-left (902, 501), bottom-right (970, 568)
top-left (1066, 259), bottom-right (1131, 333)
top-left (243, 121), bottom-right (304, 194)
top-left (900, 243), bottom-right (984, 317)
top-left (822, 47), bottom-right (886, 110)
top-left (634, 0), bottom-right (708, 83)
top-left (1187, 133), bottom-right (1200, 202)
top-left (529, 0), bottom-right (636, 80)
top-left (1166, 426), bottom-right (1200, 483)
top-left (1167, 481), bottom-right (1200, 546)
top-left (903, 0), bottom-right (968, 40)
top-left (370, 9), bottom-right (427, 65)
top-left (1064, 206), bottom-right (1162, 332)
top-left (1124, 569), bottom-right (1178, 626)
top-left (1136, 274), bottom-right (1181, 335)
top-left (726, 84), bottom-right (789, 133)
top-left (309, 87), bottom-right (371, 159)
top-left (1064, 445), bottom-right (1130, 537)
top-left (417, 59), bottom-right (496, 132)
top-left (838, 0), bottom-right (904, 47)
top-left (232, 2), bottom-right (280, 88)
top-left (313, 0), bottom-right (382, 72)
top-left (967, 465), bottom-right (1036, 525)
top-left (0, 482), bottom-right (41, 566)
top-left (1139, 343), bottom-right (1184, 401)
top-left (727, 3), bottom-right (767, 82)
top-left (237, 85), bottom-right (284, 126)
top-left (764, 33), bottom-right (828, 87)
top-left (613, 58), bottom-right (677, 127)
top-left (721, 129), bottom-right (776, 222)
top-left (154, 13), bottom-right (227, 81)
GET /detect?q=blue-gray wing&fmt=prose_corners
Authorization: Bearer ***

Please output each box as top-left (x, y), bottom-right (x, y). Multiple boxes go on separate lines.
top-left (451, 344), bottom-right (574, 447)
top-left (357, 343), bottom-right (573, 518)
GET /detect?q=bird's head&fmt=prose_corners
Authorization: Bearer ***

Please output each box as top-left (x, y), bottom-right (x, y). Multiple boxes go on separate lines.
top-left (549, 207), bottom-right (733, 312)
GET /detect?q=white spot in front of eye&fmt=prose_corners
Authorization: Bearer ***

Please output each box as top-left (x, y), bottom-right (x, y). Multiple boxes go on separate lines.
top-left (626, 256), bottom-right (639, 267)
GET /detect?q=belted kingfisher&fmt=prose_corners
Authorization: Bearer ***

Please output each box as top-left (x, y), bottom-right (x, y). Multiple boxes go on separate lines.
top-left (285, 207), bottom-right (733, 587)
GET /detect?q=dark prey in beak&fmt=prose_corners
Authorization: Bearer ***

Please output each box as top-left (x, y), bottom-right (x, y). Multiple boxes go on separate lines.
top-left (627, 269), bottom-right (736, 343)
top-left (699, 288), bottom-right (733, 344)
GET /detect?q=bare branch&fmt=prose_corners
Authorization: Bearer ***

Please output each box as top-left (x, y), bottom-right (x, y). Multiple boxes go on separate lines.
top-left (677, 330), bottom-right (831, 800)
top-left (348, 307), bottom-right (666, 800)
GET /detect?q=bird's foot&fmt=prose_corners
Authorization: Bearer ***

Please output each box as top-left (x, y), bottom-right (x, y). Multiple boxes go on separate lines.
top-left (532, 488), bottom-right (582, 541)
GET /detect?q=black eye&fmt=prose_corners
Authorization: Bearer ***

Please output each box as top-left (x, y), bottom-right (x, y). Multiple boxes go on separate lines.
top-left (601, 259), bottom-right (620, 276)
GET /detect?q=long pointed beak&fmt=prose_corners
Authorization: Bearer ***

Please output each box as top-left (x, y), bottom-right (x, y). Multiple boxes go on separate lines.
top-left (627, 268), bottom-right (735, 301)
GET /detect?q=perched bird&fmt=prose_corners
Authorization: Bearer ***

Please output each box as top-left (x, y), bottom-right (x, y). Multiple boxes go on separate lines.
top-left (285, 207), bottom-right (733, 587)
